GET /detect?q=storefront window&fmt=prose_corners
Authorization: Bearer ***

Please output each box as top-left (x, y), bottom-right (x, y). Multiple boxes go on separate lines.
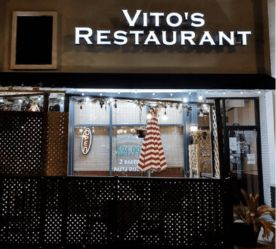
top-left (223, 98), bottom-right (260, 201)
top-left (71, 94), bottom-right (215, 178)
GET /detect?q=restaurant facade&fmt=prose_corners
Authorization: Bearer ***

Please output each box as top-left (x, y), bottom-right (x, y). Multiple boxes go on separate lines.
top-left (0, 0), bottom-right (275, 248)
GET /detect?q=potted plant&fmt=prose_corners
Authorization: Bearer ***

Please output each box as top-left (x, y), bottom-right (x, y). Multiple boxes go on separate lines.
top-left (233, 189), bottom-right (275, 247)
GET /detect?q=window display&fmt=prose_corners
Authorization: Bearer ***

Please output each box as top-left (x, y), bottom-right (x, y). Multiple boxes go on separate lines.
top-left (71, 94), bottom-right (213, 177)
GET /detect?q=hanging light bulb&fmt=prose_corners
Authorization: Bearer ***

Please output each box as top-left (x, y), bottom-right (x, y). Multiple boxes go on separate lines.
top-left (162, 107), bottom-right (168, 121)
top-left (99, 99), bottom-right (104, 108)
top-left (162, 112), bottom-right (168, 121)
top-left (85, 97), bottom-right (90, 102)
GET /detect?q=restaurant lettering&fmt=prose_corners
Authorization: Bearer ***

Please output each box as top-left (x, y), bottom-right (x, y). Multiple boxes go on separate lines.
top-left (75, 10), bottom-right (252, 46)
top-left (81, 128), bottom-right (92, 155)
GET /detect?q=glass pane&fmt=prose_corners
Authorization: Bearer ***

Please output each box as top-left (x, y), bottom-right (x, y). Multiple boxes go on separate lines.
top-left (74, 126), bottom-right (109, 176)
top-left (74, 100), bottom-right (109, 125)
top-left (160, 126), bottom-right (184, 176)
top-left (226, 99), bottom-right (256, 126)
top-left (112, 126), bottom-right (143, 176)
top-left (159, 106), bottom-right (183, 125)
top-left (112, 101), bottom-right (147, 125)
top-left (229, 129), bottom-right (259, 197)
top-left (73, 99), bottom-right (110, 176)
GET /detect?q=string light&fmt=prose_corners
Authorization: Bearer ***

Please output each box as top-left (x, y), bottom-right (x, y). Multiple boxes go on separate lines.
top-left (162, 112), bottom-right (168, 121)
top-left (99, 99), bottom-right (104, 108)
top-left (183, 97), bottom-right (188, 103)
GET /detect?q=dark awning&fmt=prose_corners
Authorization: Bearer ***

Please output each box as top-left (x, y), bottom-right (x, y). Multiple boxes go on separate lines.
top-left (0, 72), bottom-right (274, 89)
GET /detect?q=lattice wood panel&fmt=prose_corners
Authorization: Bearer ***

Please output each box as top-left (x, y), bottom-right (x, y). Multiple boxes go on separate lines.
top-left (0, 112), bottom-right (45, 176)
top-left (0, 178), bottom-right (41, 246)
top-left (0, 177), bottom-right (231, 249)
top-left (189, 144), bottom-right (200, 177)
top-left (189, 130), bottom-right (212, 177)
top-left (44, 112), bottom-right (68, 176)
top-left (66, 178), bottom-right (116, 246)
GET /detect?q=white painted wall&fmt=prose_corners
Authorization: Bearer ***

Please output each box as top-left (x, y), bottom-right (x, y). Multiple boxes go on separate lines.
top-left (259, 91), bottom-right (275, 205)
top-left (267, 0), bottom-right (275, 206)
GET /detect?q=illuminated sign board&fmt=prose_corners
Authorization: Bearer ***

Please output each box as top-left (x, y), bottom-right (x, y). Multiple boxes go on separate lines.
top-left (75, 10), bottom-right (252, 46)
top-left (81, 128), bottom-right (93, 155)
top-left (113, 135), bottom-right (142, 172)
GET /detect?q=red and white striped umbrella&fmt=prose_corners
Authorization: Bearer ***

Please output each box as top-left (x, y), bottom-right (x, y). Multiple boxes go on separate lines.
top-left (138, 108), bottom-right (167, 172)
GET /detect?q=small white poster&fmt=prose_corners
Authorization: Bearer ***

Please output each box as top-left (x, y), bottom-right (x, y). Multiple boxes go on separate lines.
top-left (229, 137), bottom-right (237, 151)
top-left (247, 153), bottom-right (256, 165)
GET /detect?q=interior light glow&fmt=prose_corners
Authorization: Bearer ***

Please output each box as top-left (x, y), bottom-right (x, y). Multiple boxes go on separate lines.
top-left (147, 113), bottom-right (152, 120)
top-left (198, 95), bottom-right (203, 101)
top-left (162, 114), bottom-right (168, 121)
top-left (183, 97), bottom-right (188, 103)
top-left (190, 126), bottom-right (198, 132)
